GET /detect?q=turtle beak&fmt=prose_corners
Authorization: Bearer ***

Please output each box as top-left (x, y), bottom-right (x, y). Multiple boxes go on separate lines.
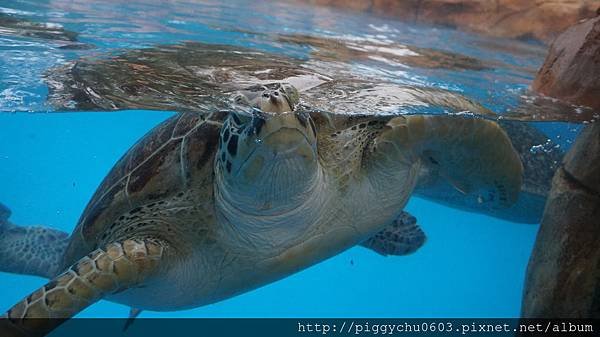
top-left (255, 112), bottom-right (316, 154)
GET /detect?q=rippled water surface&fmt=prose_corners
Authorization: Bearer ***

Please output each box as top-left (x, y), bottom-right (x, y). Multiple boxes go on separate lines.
top-left (0, 0), bottom-right (589, 323)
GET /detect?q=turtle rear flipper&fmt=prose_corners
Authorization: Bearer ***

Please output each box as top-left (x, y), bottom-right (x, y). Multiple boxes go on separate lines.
top-left (361, 211), bottom-right (426, 256)
top-left (123, 307), bottom-right (143, 331)
top-left (0, 203), bottom-right (69, 279)
top-left (0, 203), bottom-right (11, 225)
top-left (3, 239), bottom-right (166, 337)
top-left (376, 115), bottom-right (523, 210)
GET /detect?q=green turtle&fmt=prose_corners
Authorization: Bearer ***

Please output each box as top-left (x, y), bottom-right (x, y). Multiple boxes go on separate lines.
top-left (43, 42), bottom-right (560, 224)
top-left (1, 83), bottom-right (522, 336)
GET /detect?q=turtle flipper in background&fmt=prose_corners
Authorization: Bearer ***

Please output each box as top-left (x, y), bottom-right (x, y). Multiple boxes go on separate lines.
top-left (361, 211), bottom-right (426, 256)
top-left (0, 203), bottom-right (10, 226)
top-left (0, 203), bottom-right (70, 279)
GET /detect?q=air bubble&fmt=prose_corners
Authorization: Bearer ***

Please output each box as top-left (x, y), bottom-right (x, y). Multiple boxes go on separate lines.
top-left (529, 144), bottom-right (544, 154)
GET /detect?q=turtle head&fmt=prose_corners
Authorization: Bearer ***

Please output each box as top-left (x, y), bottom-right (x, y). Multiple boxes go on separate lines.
top-left (216, 83), bottom-right (321, 216)
top-left (249, 82), bottom-right (299, 113)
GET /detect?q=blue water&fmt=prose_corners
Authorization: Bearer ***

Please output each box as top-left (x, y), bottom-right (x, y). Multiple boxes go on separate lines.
top-left (0, 0), bottom-right (577, 320)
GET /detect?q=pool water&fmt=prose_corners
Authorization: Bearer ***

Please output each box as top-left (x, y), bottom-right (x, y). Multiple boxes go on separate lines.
top-left (0, 0), bottom-right (583, 320)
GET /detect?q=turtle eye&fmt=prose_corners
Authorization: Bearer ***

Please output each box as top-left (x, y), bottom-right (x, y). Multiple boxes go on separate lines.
top-left (262, 92), bottom-right (270, 98)
top-left (234, 96), bottom-right (245, 104)
top-left (273, 91), bottom-right (279, 96)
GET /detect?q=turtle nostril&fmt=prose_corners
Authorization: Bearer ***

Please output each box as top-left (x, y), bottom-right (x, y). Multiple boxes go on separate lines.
top-left (262, 93), bottom-right (270, 98)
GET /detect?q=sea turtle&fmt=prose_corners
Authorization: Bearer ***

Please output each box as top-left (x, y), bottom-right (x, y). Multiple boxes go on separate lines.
top-left (42, 42), bottom-right (561, 224)
top-left (0, 83), bottom-right (522, 336)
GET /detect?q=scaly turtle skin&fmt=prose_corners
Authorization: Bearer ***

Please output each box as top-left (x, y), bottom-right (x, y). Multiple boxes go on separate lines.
top-left (0, 83), bottom-right (522, 336)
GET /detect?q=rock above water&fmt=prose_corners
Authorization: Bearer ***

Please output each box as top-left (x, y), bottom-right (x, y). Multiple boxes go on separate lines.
top-left (532, 16), bottom-right (600, 111)
top-left (522, 9), bottom-right (600, 319)
top-left (299, 0), bottom-right (600, 43)
top-left (522, 122), bottom-right (600, 318)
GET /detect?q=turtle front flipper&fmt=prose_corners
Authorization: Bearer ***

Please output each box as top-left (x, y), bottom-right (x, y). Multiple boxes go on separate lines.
top-left (361, 211), bottom-right (426, 256)
top-left (374, 115), bottom-right (523, 210)
top-left (2, 239), bottom-right (166, 337)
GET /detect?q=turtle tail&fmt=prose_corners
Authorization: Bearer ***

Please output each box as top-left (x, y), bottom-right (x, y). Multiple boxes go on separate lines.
top-left (0, 202), bottom-right (69, 279)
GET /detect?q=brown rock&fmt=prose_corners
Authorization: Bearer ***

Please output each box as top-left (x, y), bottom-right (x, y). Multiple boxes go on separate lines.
top-left (522, 122), bottom-right (600, 318)
top-left (532, 16), bottom-right (600, 110)
top-left (563, 123), bottom-right (600, 194)
top-left (298, 0), bottom-right (600, 43)
top-left (370, 0), bottom-right (421, 21)
top-left (313, 0), bottom-right (373, 11)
